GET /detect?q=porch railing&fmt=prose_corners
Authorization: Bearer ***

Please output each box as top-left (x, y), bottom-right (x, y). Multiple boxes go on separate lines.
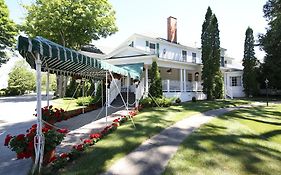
top-left (162, 80), bottom-right (203, 92)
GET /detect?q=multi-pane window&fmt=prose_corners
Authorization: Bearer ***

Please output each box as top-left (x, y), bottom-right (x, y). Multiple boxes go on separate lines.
top-left (188, 73), bottom-right (192, 82)
top-left (192, 53), bottom-right (196, 63)
top-left (182, 50), bottom-right (187, 61)
top-left (230, 76), bottom-right (241, 86)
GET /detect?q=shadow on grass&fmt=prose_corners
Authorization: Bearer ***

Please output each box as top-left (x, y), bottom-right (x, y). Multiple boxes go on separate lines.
top-left (165, 105), bottom-right (281, 175)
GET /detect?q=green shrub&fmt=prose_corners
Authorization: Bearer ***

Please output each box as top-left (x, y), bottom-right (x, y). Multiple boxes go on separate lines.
top-left (76, 96), bottom-right (94, 106)
top-left (5, 86), bottom-right (22, 96)
top-left (140, 97), bottom-right (173, 108)
top-left (175, 97), bottom-right (181, 104)
top-left (0, 89), bottom-right (6, 96)
top-left (192, 96), bottom-right (197, 102)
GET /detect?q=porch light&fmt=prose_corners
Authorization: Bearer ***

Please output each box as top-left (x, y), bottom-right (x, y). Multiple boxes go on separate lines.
top-left (167, 68), bottom-right (172, 74)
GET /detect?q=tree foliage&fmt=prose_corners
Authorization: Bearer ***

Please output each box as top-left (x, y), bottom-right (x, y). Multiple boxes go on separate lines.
top-left (243, 27), bottom-right (258, 96)
top-left (22, 0), bottom-right (118, 49)
top-left (259, 0), bottom-right (281, 89)
top-left (0, 0), bottom-right (17, 66)
top-left (149, 61), bottom-right (163, 98)
top-left (201, 7), bottom-right (223, 99)
top-left (7, 60), bottom-right (35, 95)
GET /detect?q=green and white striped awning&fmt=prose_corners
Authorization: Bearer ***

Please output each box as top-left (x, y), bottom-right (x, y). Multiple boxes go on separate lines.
top-left (17, 36), bottom-right (140, 80)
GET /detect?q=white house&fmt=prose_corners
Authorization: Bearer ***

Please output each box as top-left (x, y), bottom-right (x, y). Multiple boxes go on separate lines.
top-left (85, 17), bottom-right (245, 102)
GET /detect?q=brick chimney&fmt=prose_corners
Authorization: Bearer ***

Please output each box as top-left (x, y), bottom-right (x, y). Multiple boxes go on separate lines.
top-left (167, 16), bottom-right (177, 43)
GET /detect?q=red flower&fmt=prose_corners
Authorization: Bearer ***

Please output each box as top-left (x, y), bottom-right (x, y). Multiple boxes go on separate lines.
top-left (59, 153), bottom-right (68, 159)
top-left (32, 124), bottom-right (37, 128)
top-left (112, 123), bottom-right (119, 127)
top-left (113, 118), bottom-right (120, 123)
top-left (90, 133), bottom-right (101, 139)
top-left (83, 139), bottom-right (92, 144)
top-left (49, 155), bottom-right (57, 163)
top-left (73, 144), bottom-right (84, 151)
top-left (4, 134), bottom-right (12, 146)
top-left (27, 141), bottom-right (34, 151)
top-left (57, 128), bottom-right (68, 134)
top-left (16, 134), bottom-right (25, 141)
top-left (17, 152), bottom-right (31, 159)
top-left (42, 127), bottom-right (50, 133)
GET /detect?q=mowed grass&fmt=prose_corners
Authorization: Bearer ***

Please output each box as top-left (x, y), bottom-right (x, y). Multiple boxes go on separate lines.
top-left (51, 98), bottom-right (84, 111)
top-left (57, 99), bottom-right (249, 175)
top-left (164, 104), bottom-right (281, 175)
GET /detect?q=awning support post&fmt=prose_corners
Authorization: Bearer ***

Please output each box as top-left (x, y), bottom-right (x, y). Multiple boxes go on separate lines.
top-left (32, 52), bottom-right (45, 175)
top-left (127, 75), bottom-right (129, 108)
top-left (105, 71), bottom-right (108, 126)
top-left (46, 69), bottom-right (50, 106)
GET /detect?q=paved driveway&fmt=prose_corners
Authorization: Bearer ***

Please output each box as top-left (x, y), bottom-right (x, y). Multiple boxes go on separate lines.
top-left (0, 94), bottom-right (52, 175)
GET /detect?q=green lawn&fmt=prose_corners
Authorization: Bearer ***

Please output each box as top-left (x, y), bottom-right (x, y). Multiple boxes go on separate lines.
top-left (51, 98), bottom-right (85, 111)
top-left (164, 104), bottom-right (281, 175)
top-left (57, 99), bottom-right (249, 175)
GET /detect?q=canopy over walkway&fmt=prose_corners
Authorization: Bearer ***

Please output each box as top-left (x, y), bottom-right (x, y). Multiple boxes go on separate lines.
top-left (17, 35), bottom-right (140, 80)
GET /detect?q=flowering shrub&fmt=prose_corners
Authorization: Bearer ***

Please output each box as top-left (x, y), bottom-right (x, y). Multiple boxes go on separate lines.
top-left (40, 105), bottom-right (65, 123)
top-left (4, 124), bottom-right (67, 160)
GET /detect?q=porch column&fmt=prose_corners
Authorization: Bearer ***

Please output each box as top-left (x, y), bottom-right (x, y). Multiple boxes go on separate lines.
top-left (145, 64), bottom-right (148, 95)
top-left (183, 69), bottom-right (186, 92)
top-left (180, 69), bottom-right (183, 92)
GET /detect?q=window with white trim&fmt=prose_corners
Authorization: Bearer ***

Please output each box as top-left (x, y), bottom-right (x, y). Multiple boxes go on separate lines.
top-left (182, 50), bottom-right (187, 61)
top-left (230, 76), bottom-right (241, 86)
top-left (192, 52), bottom-right (196, 63)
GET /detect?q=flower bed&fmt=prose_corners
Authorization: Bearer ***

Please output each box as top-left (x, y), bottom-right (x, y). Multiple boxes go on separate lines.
top-left (41, 103), bottom-right (101, 125)
top-left (49, 109), bottom-right (138, 171)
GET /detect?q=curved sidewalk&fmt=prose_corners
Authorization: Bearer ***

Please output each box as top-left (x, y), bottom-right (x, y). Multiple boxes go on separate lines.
top-left (103, 106), bottom-right (244, 175)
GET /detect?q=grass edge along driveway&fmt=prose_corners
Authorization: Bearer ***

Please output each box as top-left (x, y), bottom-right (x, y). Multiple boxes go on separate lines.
top-left (164, 104), bottom-right (281, 175)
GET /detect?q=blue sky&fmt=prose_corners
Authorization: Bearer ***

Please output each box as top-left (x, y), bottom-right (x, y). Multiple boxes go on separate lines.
top-left (5, 0), bottom-right (267, 61)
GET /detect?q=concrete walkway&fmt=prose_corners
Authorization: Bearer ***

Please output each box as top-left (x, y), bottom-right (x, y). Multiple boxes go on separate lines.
top-left (57, 106), bottom-right (134, 153)
top-left (103, 107), bottom-right (243, 175)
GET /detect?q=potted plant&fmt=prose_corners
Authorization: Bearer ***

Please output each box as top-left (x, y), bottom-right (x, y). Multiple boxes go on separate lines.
top-left (40, 105), bottom-right (65, 124)
top-left (4, 124), bottom-right (67, 165)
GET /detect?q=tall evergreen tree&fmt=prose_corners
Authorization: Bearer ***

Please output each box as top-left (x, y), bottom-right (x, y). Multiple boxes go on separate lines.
top-left (149, 61), bottom-right (163, 98)
top-left (201, 7), bottom-right (223, 99)
top-left (210, 15), bottom-right (223, 99)
top-left (259, 0), bottom-right (281, 89)
top-left (201, 7), bottom-right (213, 100)
top-left (0, 0), bottom-right (17, 66)
top-left (243, 27), bottom-right (258, 97)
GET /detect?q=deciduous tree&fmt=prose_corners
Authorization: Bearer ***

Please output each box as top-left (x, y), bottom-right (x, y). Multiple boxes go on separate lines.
top-left (259, 0), bottom-right (281, 89)
top-left (22, 0), bottom-right (118, 97)
top-left (0, 0), bottom-right (17, 66)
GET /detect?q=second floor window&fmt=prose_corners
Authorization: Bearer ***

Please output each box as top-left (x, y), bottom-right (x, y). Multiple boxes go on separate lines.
top-left (149, 43), bottom-right (156, 53)
top-left (182, 50), bottom-right (187, 61)
top-left (192, 53), bottom-right (196, 63)
top-left (221, 56), bottom-right (225, 67)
